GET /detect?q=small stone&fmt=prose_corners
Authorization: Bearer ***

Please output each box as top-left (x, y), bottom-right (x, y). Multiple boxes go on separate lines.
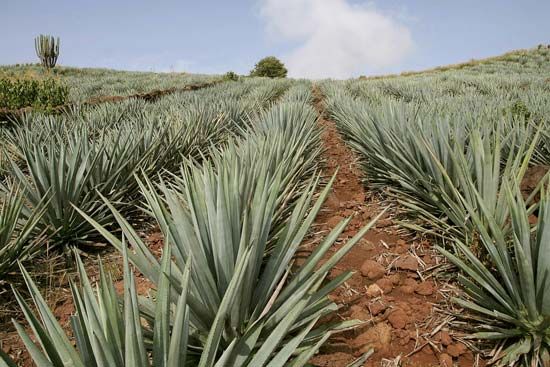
top-left (415, 281), bottom-right (435, 296)
top-left (399, 278), bottom-right (417, 294)
top-left (358, 322), bottom-right (392, 353)
top-left (440, 331), bottom-right (452, 346)
top-left (421, 344), bottom-right (435, 356)
top-left (447, 343), bottom-right (467, 357)
top-left (460, 351), bottom-right (475, 365)
top-left (388, 273), bottom-right (401, 285)
top-left (369, 302), bottom-right (387, 316)
top-left (394, 255), bottom-right (419, 271)
top-left (376, 277), bottom-right (394, 294)
top-left (376, 322), bottom-right (393, 347)
top-left (366, 284), bottom-right (383, 298)
top-left (399, 285), bottom-right (416, 294)
top-left (387, 308), bottom-right (408, 329)
top-left (361, 260), bottom-right (386, 280)
top-left (439, 353), bottom-right (453, 367)
top-left (402, 278), bottom-right (418, 288)
top-left (395, 329), bottom-right (410, 345)
top-left (350, 305), bottom-right (370, 320)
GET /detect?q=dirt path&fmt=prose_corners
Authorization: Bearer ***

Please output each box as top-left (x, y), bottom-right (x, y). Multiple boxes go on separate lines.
top-left (307, 86), bottom-right (476, 367)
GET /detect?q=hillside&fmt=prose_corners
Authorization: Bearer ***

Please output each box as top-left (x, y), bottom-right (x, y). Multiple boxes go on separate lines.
top-left (362, 45), bottom-right (550, 79)
top-left (0, 64), bottom-right (218, 102)
top-left (0, 46), bottom-right (549, 367)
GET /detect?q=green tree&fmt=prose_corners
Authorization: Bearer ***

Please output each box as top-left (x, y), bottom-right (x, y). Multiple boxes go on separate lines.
top-left (250, 56), bottom-right (288, 78)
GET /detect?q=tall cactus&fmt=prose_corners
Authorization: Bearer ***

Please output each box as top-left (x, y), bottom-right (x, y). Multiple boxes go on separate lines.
top-left (34, 34), bottom-right (60, 69)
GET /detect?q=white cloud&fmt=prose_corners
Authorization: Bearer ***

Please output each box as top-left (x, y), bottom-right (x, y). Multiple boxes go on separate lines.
top-left (260, 0), bottom-right (414, 79)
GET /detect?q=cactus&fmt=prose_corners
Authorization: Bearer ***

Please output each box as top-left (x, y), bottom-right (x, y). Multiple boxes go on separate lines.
top-left (34, 34), bottom-right (60, 69)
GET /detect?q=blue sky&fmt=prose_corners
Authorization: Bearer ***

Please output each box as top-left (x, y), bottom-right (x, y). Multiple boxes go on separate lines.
top-left (1, 0), bottom-right (549, 78)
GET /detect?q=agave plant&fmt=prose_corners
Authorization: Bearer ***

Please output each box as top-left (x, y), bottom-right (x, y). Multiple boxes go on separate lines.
top-left (439, 181), bottom-right (550, 367)
top-left (9, 134), bottom-right (116, 246)
top-left (247, 80), bottom-right (291, 108)
top-left (279, 83), bottom-right (313, 104)
top-left (76, 159), bottom-right (384, 365)
top-left (5, 245), bottom-right (198, 366)
top-left (227, 101), bottom-right (322, 236)
top-left (6, 116), bottom-right (224, 245)
top-left (0, 186), bottom-right (46, 280)
top-left (4, 235), bottom-right (374, 367)
top-left (323, 89), bottom-right (542, 242)
top-left (4, 135), bottom-right (381, 365)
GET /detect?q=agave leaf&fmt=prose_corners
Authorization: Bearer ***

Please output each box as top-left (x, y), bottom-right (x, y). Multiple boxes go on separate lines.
top-left (265, 317), bottom-right (320, 367)
top-left (122, 243), bottom-right (148, 367)
top-left (198, 246), bottom-right (253, 367)
top-left (166, 261), bottom-right (191, 367)
top-left (153, 242), bottom-right (172, 367)
top-left (16, 264), bottom-right (83, 366)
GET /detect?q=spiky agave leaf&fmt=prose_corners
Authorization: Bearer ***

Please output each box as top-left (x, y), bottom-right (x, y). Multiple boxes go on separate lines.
top-left (2, 242), bottom-right (193, 367)
top-left (4, 174), bottom-right (383, 367)
top-left (323, 89), bottom-right (542, 243)
top-left (0, 185), bottom-right (47, 279)
top-left (9, 135), bottom-right (115, 246)
top-left (201, 101), bottom-right (322, 243)
top-left (6, 115), bottom-right (226, 246)
top-left (439, 181), bottom-right (550, 367)
top-left (77, 155), bottom-right (384, 365)
top-left (72, 97), bottom-right (375, 362)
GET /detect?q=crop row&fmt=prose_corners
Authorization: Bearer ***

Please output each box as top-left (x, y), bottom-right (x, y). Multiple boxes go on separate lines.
top-left (321, 67), bottom-right (550, 366)
top-left (0, 78), bottom-right (379, 366)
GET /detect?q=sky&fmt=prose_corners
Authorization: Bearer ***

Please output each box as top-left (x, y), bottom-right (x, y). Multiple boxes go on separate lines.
top-left (1, 0), bottom-right (549, 79)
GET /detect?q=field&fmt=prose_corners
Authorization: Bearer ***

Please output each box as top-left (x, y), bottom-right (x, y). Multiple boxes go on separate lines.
top-left (0, 46), bottom-right (549, 367)
top-left (0, 64), bottom-right (218, 102)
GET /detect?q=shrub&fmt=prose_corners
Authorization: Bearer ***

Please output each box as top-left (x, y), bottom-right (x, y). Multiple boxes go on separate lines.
top-left (0, 77), bottom-right (68, 110)
top-left (510, 100), bottom-right (531, 120)
top-left (223, 71), bottom-right (239, 81)
top-left (250, 56), bottom-right (288, 78)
